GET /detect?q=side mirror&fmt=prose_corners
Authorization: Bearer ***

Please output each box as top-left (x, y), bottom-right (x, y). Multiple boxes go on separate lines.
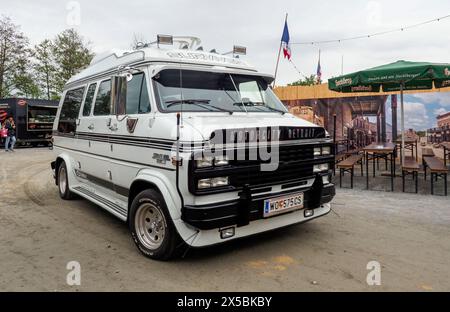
top-left (110, 75), bottom-right (127, 116)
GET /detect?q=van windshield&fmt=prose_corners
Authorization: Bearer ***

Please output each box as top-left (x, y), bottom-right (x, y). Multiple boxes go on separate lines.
top-left (153, 69), bottom-right (288, 113)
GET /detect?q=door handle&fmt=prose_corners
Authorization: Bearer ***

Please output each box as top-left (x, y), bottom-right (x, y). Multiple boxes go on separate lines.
top-left (109, 124), bottom-right (118, 131)
top-left (88, 124), bottom-right (94, 130)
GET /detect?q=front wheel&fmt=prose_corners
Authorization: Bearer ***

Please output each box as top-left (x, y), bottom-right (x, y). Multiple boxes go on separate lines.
top-left (129, 189), bottom-right (182, 260)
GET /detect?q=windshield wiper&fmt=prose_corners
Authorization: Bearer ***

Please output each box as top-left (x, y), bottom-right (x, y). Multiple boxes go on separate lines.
top-left (166, 99), bottom-right (233, 114)
top-left (233, 101), bottom-right (286, 114)
top-left (166, 99), bottom-right (211, 106)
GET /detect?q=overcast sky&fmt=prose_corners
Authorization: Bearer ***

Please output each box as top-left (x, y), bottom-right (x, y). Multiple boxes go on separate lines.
top-left (2, 0), bottom-right (450, 129)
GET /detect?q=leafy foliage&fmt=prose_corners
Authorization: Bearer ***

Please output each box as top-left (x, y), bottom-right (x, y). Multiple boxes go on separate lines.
top-left (288, 74), bottom-right (320, 86)
top-left (0, 16), bottom-right (30, 98)
top-left (0, 16), bottom-right (94, 100)
top-left (34, 39), bottom-right (58, 100)
top-left (51, 29), bottom-right (94, 95)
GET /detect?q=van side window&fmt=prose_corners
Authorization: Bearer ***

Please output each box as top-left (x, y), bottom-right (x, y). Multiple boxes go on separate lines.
top-left (94, 79), bottom-right (111, 116)
top-left (58, 87), bottom-right (85, 134)
top-left (126, 73), bottom-right (151, 114)
top-left (82, 83), bottom-right (97, 116)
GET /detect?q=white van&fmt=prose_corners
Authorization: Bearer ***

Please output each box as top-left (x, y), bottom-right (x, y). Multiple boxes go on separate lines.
top-left (51, 36), bottom-right (335, 260)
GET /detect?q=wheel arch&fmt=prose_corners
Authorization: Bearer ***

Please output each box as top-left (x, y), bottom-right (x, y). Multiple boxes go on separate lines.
top-left (54, 154), bottom-right (72, 185)
top-left (128, 170), bottom-right (182, 222)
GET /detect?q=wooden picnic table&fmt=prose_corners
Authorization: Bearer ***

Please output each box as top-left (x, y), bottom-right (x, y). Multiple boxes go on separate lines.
top-left (423, 156), bottom-right (448, 196)
top-left (402, 156), bottom-right (420, 193)
top-left (421, 147), bottom-right (435, 168)
top-left (363, 142), bottom-right (396, 191)
top-left (396, 138), bottom-right (418, 161)
top-left (441, 142), bottom-right (450, 167)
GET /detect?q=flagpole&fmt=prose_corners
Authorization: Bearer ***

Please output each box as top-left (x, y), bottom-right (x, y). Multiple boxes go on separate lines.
top-left (317, 49), bottom-right (321, 84)
top-left (273, 13), bottom-right (288, 88)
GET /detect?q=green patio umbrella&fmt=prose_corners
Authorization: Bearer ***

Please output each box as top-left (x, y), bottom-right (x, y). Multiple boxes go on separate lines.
top-left (328, 60), bottom-right (450, 164)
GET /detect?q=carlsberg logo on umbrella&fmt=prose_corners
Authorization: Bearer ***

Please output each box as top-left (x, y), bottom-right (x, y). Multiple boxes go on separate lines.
top-left (335, 78), bottom-right (352, 87)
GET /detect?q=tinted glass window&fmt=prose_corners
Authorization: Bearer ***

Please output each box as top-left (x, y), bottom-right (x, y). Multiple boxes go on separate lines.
top-left (82, 83), bottom-right (97, 116)
top-left (126, 73), bottom-right (151, 114)
top-left (153, 69), bottom-right (286, 113)
top-left (94, 80), bottom-right (111, 116)
top-left (57, 87), bottom-right (85, 134)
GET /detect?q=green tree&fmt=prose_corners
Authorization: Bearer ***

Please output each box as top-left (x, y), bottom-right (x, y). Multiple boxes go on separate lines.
top-left (288, 74), bottom-right (319, 86)
top-left (0, 16), bottom-right (30, 98)
top-left (52, 29), bottom-right (94, 95)
top-left (13, 56), bottom-right (41, 98)
top-left (34, 39), bottom-right (57, 100)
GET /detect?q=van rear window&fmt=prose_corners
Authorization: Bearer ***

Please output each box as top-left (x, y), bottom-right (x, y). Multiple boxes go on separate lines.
top-left (58, 87), bottom-right (85, 135)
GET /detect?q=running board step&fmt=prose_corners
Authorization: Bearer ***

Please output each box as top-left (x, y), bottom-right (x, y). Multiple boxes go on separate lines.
top-left (73, 186), bottom-right (127, 220)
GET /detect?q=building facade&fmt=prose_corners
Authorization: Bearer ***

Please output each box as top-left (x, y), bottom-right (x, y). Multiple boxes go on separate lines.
top-left (428, 111), bottom-right (450, 143)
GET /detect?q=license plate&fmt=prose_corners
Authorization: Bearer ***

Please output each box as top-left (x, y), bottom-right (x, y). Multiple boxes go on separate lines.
top-left (263, 192), bottom-right (304, 217)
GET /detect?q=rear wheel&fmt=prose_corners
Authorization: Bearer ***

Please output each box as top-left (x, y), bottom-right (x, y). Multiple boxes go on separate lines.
top-left (129, 189), bottom-right (182, 260)
top-left (58, 161), bottom-right (74, 200)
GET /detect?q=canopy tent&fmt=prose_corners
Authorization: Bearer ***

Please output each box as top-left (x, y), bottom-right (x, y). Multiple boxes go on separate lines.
top-left (328, 60), bottom-right (450, 164)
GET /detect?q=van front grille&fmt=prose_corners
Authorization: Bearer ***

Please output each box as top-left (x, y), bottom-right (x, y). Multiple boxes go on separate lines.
top-left (189, 143), bottom-right (334, 194)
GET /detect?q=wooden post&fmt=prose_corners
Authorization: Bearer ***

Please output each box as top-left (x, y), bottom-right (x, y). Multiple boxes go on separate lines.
top-left (333, 113), bottom-right (337, 146)
top-left (391, 94), bottom-right (398, 142)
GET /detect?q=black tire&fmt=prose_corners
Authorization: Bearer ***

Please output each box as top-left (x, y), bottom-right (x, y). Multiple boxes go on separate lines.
top-left (57, 161), bottom-right (74, 200)
top-left (129, 189), bottom-right (183, 260)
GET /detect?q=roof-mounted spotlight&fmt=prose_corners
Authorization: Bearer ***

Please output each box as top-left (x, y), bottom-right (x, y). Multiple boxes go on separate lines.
top-left (157, 35), bottom-right (173, 47)
top-left (233, 45), bottom-right (246, 56)
top-left (196, 46), bottom-right (204, 51)
top-left (210, 49), bottom-right (218, 54)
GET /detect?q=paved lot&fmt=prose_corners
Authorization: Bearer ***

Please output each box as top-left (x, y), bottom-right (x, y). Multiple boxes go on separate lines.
top-left (1, 148), bottom-right (449, 291)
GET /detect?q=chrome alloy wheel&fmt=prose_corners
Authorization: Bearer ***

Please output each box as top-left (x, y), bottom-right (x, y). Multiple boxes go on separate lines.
top-left (59, 165), bottom-right (67, 195)
top-left (135, 203), bottom-right (167, 250)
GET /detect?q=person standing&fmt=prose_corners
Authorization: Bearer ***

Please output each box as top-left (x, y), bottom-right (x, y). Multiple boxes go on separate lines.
top-left (0, 120), bottom-right (3, 146)
top-left (4, 116), bottom-right (16, 152)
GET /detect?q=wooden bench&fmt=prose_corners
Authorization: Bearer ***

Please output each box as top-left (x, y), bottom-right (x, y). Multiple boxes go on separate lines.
top-left (402, 156), bottom-right (420, 193)
top-left (337, 154), bottom-right (363, 188)
top-left (334, 153), bottom-right (348, 175)
top-left (423, 156), bottom-right (448, 196)
top-left (421, 148), bottom-right (435, 168)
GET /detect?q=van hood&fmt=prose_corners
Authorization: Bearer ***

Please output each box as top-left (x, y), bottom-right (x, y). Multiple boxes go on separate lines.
top-left (181, 113), bottom-right (324, 142)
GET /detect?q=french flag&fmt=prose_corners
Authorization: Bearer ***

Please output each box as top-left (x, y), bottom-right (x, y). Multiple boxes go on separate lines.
top-left (281, 20), bottom-right (291, 60)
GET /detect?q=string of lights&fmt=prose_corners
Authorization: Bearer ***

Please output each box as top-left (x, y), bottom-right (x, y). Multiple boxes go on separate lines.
top-left (291, 14), bottom-right (450, 45)
top-left (288, 59), bottom-right (309, 79)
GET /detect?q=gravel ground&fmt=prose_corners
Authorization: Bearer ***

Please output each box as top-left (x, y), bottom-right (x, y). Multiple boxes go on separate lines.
top-left (0, 148), bottom-right (449, 291)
